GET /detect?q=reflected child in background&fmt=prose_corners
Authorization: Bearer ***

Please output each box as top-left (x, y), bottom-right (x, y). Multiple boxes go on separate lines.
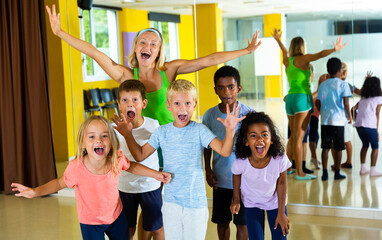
top-left (316, 57), bottom-right (352, 181)
top-left (334, 62), bottom-right (360, 169)
top-left (309, 73), bottom-right (329, 169)
top-left (11, 115), bottom-right (171, 240)
top-left (352, 76), bottom-right (382, 176)
top-left (230, 112), bottom-right (291, 240)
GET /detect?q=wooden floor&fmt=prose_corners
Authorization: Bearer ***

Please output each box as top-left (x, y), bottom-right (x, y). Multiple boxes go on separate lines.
top-left (1, 193), bottom-right (382, 240)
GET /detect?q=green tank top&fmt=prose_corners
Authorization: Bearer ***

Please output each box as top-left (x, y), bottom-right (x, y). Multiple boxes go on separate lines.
top-left (286, 57), bottom-right (312, 95)
top-left (134, 68), bottom-right (174, 125)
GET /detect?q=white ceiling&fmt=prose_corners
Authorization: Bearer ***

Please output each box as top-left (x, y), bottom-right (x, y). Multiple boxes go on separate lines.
top-left (92, 0), bottom-right (382, 20)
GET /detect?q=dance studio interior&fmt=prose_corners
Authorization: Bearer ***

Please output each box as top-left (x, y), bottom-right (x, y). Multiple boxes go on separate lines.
top-left (1, 0), bottom-right (382, 239)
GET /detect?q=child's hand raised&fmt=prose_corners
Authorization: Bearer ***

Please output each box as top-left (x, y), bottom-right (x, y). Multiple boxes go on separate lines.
top-left (274, 212), bottom-right (290, 237)
top-left (11, 183), bottom-right (36, 198)
top-left (217, 103), bottom-right (246, 130)
top-left (112, 113), bottom-right (133, 137)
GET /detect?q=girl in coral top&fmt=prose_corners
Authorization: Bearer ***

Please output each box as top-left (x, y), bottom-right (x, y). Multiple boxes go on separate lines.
top-left (11, 115), bottom-right (170, 240)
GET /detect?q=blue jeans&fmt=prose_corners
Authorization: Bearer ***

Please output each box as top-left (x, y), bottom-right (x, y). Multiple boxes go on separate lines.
top-left (245, 206), bottom-right (287, 240)
top-left (80, 211), bottom-right (129, 240)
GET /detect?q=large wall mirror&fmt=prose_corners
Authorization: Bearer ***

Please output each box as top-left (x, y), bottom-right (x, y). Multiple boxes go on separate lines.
top-left (192, 0), bottom-right (382, 211)
top-left (90, 0), bottom-right (382, 211)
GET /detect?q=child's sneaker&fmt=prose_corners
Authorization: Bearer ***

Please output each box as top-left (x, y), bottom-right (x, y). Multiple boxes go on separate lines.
top-left (341, 162), bottom-right (352, 169)
top-left (303, 161), bottom-right (314, 174)
top-left (360, 168), bottom-right (370, 175)
top-left (334, 170), bottom-right (346, 180)
top-left (322, 169), bottom-right (328, 181)
top-left (310, 158), bottom-right (321, 169)
top-left (370, 167), bottom-right (382, 177)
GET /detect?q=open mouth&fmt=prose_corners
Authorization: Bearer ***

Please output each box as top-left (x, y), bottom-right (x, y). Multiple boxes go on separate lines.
top-left (94, 147), bottom-right (105, 156)
top-left (255, 146), bottom-right (265, 154)
top-left (141, 52), bottom-right (151, 60)
top-left (127, 111), bottom-right (136, 120)
top-left (178, 114), bottom-right (188, 121)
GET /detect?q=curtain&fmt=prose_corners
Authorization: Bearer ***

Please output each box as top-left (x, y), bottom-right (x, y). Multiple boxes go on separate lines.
top-left (0, 0), bottom-right (56, 194)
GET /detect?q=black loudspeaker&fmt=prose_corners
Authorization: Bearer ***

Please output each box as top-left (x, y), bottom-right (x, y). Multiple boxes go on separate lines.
top-left (78, 0), bottom-right (93, 10)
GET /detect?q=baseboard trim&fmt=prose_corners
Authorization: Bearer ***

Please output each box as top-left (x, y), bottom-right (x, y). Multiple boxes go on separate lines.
top-left (55, 194), bottom-right (382, 220)
top-left (287, 203), bottom-right (382, 220)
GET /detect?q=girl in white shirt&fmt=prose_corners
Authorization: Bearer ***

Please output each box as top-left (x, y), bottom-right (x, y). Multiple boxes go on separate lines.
top-left (352, 76), bottom-right (382, 176)
top-left (230, 112), bottom-right (291, 240)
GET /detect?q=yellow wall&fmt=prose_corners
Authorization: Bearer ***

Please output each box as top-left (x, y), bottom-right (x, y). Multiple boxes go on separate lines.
top-left (195, 4), bottom-right (223, 116)
top-left (264, 14), bottom-right (284, 98)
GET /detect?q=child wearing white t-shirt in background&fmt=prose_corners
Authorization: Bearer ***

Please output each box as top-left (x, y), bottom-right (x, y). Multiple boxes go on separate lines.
top-left (352, 76), bottom-right (382, 176)
top-left (230, 112), bottom-right (291, 240)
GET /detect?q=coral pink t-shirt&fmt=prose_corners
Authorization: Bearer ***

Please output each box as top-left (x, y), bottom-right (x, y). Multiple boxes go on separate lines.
top-left (312, 97), bottom-right (320, 118)
top-left (64, 150), bottom-right (130, 225)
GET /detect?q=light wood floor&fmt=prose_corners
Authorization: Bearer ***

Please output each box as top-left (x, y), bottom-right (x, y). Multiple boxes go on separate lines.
top-left (5, 98), bottom-right (382, 239)
top-left (1, 193), bottom-right (382, 240)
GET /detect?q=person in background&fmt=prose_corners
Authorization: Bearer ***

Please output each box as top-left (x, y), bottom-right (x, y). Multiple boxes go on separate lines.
top-left (316, 57), bottom-right (352, 181)
top-left (203, 66), bottom-right (253, 240)
top-left (273, 28), bottom-right (346, 180)
top-left (352, 75), bottom-right (382, 177)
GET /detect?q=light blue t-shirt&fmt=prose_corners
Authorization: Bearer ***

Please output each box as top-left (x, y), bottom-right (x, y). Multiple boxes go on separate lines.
top-left (202, 102), bottom-right (254, 189)
top-left (148, 121), bottom-right (216, 208)
top-left (317, 77), bottom-right (352, 126)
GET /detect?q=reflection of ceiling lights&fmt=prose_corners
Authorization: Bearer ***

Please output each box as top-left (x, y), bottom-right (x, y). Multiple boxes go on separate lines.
top-left (121, 0), bottom-right (136, 3)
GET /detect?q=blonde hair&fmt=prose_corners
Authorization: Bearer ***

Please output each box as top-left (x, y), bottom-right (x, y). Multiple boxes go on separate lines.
top-left (76, 115), bottom-right (121, 176)
top-left (127, 28), bottom-right (167, 71)
top-left (341, 62), bottom-right (347, 73)
top-left (167, 79), bottom-right (197, 103)
top-left (289, 37), bottom-right (306, 57)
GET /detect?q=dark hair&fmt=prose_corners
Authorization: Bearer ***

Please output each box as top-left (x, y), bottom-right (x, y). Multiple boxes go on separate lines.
top-left (327, 57), bottom-right (342, 76)
top-left (235, 112), bottom-right (284, 159)
top-left (361, 76), bottom-right (381, 98)
top-left (118, 79), bottom-right (146, 101)
top-left (213, 65), bottom-right (240, 86)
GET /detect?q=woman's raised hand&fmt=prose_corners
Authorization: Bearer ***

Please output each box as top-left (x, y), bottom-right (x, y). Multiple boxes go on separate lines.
top-left (246, 30), bottom-right (262, 53)
top-left (333, 36), bottom-right (347, 51)
top-left (45, 5), bottom-right (62, 36)
top-left (272, 28), bottom-right (281, 40)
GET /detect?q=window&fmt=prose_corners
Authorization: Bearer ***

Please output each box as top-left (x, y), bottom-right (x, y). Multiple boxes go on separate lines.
top-left (150, 21), bottom-right (180, 61)
top-left (80, 8), bottom-right (119, 82)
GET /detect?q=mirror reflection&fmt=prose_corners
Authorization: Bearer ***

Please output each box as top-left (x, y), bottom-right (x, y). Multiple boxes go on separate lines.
top-left (197, 1), bottom-right (382, 210)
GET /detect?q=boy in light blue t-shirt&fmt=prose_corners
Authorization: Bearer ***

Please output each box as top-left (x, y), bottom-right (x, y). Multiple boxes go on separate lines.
top-left (203, 66), bottom-right (253, 240)
top-left (316, 57), bottom-right (352, 181)
top-left (115, 79), bottom-right (245, 240)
